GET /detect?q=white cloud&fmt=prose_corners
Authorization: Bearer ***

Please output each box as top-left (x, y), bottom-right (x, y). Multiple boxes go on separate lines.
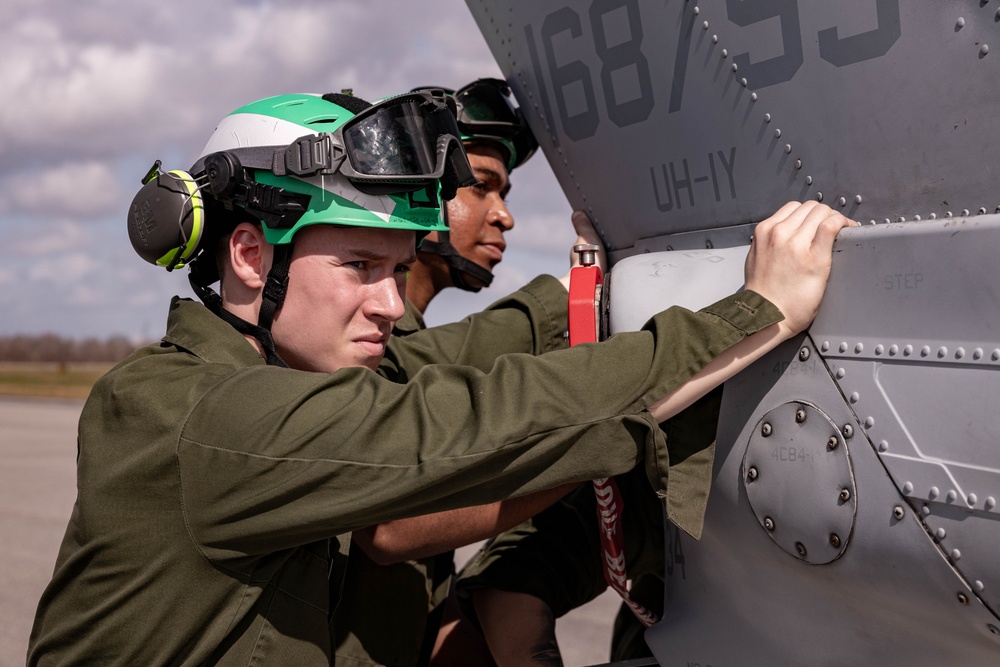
top-left (0, 1), bottom-right (510, 174)
top-left (0, 0), bottom-right (576, 337)
top-left (12, 219), bottom-right (89, 256)
top-left (0, 25), bottom-right (168, 163)
top-left (27, 251), bottom-right (99, 285)
top-left (1, 162), bottom-right (121, 218)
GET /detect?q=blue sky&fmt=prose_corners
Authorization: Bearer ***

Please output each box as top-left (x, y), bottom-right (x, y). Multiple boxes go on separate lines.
top-left (0, 0), bottom-right (576, 339)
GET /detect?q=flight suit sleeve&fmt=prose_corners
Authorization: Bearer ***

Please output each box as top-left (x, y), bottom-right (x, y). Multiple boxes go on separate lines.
top-left (174, 291), bottom-right (780, 573)
top-left (381, 274), bottom-right (569, 379)
top-left (454, 389), bottom-right (723, 621)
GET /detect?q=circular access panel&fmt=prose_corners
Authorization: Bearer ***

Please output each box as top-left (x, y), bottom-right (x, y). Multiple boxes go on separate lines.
top-left (742, 402), bottom-right (857, 564)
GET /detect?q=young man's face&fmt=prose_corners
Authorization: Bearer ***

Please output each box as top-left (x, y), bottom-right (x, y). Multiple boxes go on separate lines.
top-left (441, 143), bottom-right (513, 287)
top-left (271, 225), bottom-right (416, 373)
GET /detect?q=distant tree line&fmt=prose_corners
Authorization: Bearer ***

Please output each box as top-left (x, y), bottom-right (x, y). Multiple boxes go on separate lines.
top-left (0, 334), bottom-right (147, 363)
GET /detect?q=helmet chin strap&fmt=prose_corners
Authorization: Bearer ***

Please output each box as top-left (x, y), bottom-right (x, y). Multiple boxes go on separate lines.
top-left (418, 236), bottom-right (494, 292)
top-left (417, 205), bottom-right (494, 292)
top-left (188, 245), bottom-right (293, 368)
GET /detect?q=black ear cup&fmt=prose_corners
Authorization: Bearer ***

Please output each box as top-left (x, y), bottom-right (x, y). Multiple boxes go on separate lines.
top-left (202, 152), bottom-right (243, 200)
top-left (127, 170), bottom-right (205, 269)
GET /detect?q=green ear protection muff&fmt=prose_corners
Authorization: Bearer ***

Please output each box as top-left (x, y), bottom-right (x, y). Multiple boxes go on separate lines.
top-left (127, 163), bottom-right (205, 270)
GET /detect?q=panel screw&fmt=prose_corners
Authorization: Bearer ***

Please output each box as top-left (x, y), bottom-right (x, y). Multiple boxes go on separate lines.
top-left (989, 624), bottom-right (999, 635)
top-left (842, 424), bottom-right (854, 439)
top-left (762, 423), bottom-right (773, 437)
top-left (829, 533), bottom-right (841, 548)
top-left (795, 542), bottom-right (807, 557)
top-left (827, 436), bottom-right (839, 450)
top-left (764, 517), bottom-right (775, 531)
top-left (893, 506), bottom-right (905, 520)
top-left (795, 408), bottom-right (807, 423)
top-left (839, 488), bottom-right (852, 502)
top-left (958, 592), bottom-right (970, 605)
top-left (799, 347), bottom-right (810, 361)
top-left (747, 466), bottom-right (758, 481)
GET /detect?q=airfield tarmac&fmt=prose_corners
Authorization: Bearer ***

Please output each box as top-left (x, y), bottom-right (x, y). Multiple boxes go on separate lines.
top-left (0, 396), bottom-right (623, 667)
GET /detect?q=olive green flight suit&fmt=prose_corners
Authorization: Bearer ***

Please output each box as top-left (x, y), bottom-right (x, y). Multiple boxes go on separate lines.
top-left (455, 388), bottom-right (725, 639)
top-left (334, 277), bottom-right (571, 667)
top-left (28, 280), bottom-right (780, 666)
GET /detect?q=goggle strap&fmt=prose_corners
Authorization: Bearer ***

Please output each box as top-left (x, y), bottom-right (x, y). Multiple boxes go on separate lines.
top-left (192, 146), bottom-right (278, 176)
top-left (284, 135), bottom-right (347, 177)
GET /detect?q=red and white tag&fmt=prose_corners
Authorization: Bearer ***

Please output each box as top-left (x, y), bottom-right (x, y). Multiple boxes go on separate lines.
top-left (567, 259), bottom-right (659, 628)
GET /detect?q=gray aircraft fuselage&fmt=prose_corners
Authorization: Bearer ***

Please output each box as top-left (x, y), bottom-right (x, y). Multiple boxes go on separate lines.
top-left (467, 1), bottom-right (1000, 664)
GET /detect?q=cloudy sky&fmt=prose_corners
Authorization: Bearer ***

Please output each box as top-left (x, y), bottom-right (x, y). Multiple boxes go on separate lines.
top-left (0, 0), bottom-right (577, 340)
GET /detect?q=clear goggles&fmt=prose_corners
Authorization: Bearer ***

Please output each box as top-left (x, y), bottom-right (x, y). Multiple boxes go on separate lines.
top-left (449, 78), bottom-right (539, 170)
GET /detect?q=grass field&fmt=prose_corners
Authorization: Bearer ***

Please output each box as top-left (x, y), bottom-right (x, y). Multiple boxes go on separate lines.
top-left (0, 362), bottom-right (115, 399)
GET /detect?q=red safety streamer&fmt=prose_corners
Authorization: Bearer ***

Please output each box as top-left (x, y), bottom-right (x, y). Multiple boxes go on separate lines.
top-left (567, 257), bottom-right (659, 628)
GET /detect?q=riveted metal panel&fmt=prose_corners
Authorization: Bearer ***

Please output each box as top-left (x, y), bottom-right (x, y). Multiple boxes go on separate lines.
top-left (811, 215), bottom-right (1000, 357)
top-left (645, 337), bottom-right (1000, 665)
top-left (466, 0), bottom-right (1000, 257)
top-left (742, 402), bottom-right (856, 565)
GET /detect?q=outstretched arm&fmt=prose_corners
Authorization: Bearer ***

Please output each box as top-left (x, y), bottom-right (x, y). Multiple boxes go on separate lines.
top-left (466, 201), bottom-right (856, 666)
top-left (359, 211), bottom-right (605, 564)
top-left (650, 201), bottom-right (855, 422)
top-left (353, 484), bottom-right (579, 564)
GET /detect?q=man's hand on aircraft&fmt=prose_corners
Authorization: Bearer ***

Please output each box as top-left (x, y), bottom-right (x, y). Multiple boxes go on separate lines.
top-left (744, 200), bottom-right (858, 338)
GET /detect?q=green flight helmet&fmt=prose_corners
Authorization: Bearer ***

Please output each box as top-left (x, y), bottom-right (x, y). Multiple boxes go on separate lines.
top-left (127, 90), bottom-right (474, 367)
top-left (129, 91), bottom-right (474, 272)
top-left (193, 91), bottom-right (476, 246)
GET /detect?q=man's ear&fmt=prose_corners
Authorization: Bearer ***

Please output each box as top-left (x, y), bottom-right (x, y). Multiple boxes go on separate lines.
top-left (229, 222), bottom-right (272, 290)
